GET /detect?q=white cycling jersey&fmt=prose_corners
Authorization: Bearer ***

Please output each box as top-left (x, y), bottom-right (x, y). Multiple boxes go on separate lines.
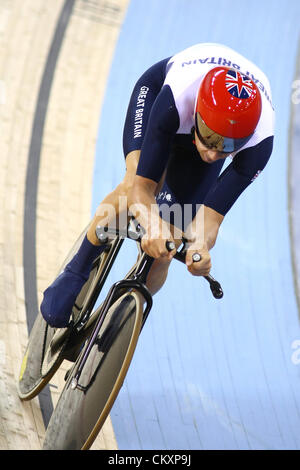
top-left (164, 43), bottom-right (275, 153)
top-left (127, 43), bottom-right (275, 215)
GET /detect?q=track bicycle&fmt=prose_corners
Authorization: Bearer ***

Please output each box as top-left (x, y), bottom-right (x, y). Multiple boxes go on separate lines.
top-left (18, 220), bottom-right (223, 450)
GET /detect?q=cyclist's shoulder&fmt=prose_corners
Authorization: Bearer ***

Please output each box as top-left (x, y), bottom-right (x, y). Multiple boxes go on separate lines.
top-left (233, 135), bottom-right (274, 167)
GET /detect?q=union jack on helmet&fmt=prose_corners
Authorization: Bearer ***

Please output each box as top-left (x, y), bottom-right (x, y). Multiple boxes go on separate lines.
top-left (195, 67), bottom-right (262, 153)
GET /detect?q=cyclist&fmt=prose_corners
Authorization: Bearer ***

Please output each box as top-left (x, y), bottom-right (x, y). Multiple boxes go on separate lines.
top-left (41, 42), bottom-right (275, 328)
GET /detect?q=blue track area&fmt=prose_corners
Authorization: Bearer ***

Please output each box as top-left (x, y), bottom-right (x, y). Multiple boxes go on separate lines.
top-left (92, 0), bottom-right (300, 449)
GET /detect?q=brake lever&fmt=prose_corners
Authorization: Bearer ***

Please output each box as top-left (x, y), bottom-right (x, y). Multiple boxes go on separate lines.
top-left (174, 242), bottom-right (224, 299)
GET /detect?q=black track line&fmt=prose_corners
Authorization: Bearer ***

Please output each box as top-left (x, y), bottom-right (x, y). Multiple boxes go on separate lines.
top-left (23, 0), bottom-right (75, 428)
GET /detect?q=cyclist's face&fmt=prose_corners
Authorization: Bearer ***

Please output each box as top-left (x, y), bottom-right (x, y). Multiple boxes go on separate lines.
top-left (194, 132), bottom-right (230, 163)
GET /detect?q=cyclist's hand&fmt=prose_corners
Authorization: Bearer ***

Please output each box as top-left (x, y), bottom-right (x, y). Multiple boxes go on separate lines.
top-left (186, 243), bottom-right (211, 276)
top-left (141, 222), bottom-right (176, 260)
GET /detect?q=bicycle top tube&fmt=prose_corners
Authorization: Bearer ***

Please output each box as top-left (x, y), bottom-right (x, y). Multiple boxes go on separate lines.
top-left (95, 223), bottom-right (223, 299)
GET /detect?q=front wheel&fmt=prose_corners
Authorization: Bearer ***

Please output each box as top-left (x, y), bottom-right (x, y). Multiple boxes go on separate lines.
top-left (18, 312), bottom-right (61, 400)
top-left (42, 291), bottom-right (144, 450)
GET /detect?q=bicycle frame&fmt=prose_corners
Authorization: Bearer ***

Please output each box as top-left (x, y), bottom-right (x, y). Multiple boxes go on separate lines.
top-left (69, 224), bottom-right (223, 391)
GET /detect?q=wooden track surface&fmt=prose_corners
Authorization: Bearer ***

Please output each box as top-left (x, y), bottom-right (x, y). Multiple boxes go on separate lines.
top-left (0, 0), bottom-right (128, 450)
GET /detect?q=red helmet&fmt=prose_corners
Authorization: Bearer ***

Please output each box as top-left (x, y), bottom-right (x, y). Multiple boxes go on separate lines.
top-left (195, 67), bottom-right (262, 153)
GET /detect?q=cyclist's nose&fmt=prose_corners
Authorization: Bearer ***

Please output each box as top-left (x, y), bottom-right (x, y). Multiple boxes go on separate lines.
top-left (204, 150), bottom-right (222, 162)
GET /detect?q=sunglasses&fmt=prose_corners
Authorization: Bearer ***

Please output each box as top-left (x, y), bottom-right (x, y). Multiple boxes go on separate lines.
top-left (194, 113), bottom-right (252, 154)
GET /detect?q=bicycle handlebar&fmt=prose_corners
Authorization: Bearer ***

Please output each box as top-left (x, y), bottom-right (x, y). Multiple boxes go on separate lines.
top-left (95, 225), bottom-right (223, 299)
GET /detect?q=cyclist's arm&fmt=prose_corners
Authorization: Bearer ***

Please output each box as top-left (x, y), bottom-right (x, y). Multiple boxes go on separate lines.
top-left (203, 136), bottom-right (274, 215)
top-left (185, 136), bottom-right (274, 275)
top-left (134, 85), bottom-right (179, 182)
top-left (129, 175), bottom-right (160, 234)
top-left (185, 205), bottom-right (224, 250)
top-left (184, 205), bottom-right (223, 276)
top-left (129, 86), bottom-right (179, 258)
